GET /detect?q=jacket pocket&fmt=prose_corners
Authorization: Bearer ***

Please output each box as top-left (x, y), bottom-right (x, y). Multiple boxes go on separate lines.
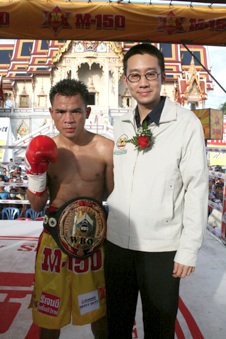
top-left (163, 182), bottom-right (174, 222)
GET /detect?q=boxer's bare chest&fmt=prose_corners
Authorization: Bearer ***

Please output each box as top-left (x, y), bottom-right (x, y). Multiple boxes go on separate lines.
top-left (47, 142), bottom-right (105, 206)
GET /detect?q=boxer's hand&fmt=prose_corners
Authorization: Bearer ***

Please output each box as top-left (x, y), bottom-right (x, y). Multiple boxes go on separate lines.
top-left (25, 135), bottom-right (58, 196)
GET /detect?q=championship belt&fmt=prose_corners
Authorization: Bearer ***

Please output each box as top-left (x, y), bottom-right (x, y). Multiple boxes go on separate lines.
top-left (43, 197), bottom-right (107, 259)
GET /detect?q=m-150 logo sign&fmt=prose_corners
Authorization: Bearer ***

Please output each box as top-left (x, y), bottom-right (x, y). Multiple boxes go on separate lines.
top-left (41, 6), bottom-right (72, 35)
top-left (75, 13), bottom-right (125, 30)
top-left (40, 6), bottom-right (226, 36)
top-left (0, 5), bottom-right (225, 39)
top-left (41, 6), bottom-right (125, 35)
top-left (157, 9), bottom-right (226, 35)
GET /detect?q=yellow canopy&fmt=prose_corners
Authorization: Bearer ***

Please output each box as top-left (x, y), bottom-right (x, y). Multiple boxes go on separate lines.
top-left (0, 0), bottom-right (226, 45)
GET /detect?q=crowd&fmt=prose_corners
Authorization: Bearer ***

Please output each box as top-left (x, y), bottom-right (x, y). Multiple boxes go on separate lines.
top-left (0, 162), bottom-right (30, 217)
top-left (208, 165), bottom-right (224, 204)
top-left (208, 178), bottom-right (224, 203)
top-left (208, 165), bottom-right (225, 229)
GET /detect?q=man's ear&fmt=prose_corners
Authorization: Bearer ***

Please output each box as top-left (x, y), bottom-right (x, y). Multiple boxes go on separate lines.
top-left (123, 75), bottom-right (128, 88)
top-left (86, 107), bottom-right (91, 119)
top-left (161, 72), bottom-right (166, 84)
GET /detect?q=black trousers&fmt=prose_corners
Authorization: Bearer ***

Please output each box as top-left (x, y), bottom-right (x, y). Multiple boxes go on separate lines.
top-left (104, 241), bottom-right (180, 339)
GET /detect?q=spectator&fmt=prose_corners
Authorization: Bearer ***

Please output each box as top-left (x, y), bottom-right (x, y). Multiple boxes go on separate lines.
top-left (0, 176), bottom-right (9, 200)
top-left (16, 186), bottom-right (29, 216)
top-left (214, 165), bottom-right (223, 173)
top-left (215, 177), bottom-right (224, 187)
top-left (23, 174), bottom-right (28, 184)
top-left (208, 178), bottom-right (215, 216)
top-left (8, 158), bottom-right (15, 171)
top-left (1, 168), bottom-right (9, 182)
top-left (208, 178), bottom-right (215, 199)
top-left (8, 187), bottom-right (23, 213)
top-left (0, 178), bottom-right (10, 214)
top-left (211, 182), bottom-right (223, 203)
top-left (15, 176), bottom-right (23, 184)
top-left (9, 174), bottom-right (17, 182)
top-left (16, 186), bottom-right (27, 199)
top-left (11, 166), bottom-right (21, 178)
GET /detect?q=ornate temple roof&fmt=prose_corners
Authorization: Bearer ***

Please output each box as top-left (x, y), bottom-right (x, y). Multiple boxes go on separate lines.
top-left (0, 40), bottom-right (67, 79)
top-left (0, 40), bottom-right (213, 102)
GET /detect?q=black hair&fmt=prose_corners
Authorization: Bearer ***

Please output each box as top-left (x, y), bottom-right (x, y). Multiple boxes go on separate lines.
top-left (49, 79), bottom-right (89, 106)
top-left (10, 187), bottom-right (17, 193)
top-left (215, 182), bottom-right (223, 188)
top-left (123, 43), bottom-right (165, 75)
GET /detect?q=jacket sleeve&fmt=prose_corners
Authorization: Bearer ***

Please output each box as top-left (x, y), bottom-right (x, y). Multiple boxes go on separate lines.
top-left (174, 115), bottom-right (208, 267)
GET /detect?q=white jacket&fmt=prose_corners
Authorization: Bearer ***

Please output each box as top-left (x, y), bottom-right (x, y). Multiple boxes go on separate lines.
top-left (107, 97), bottom-right (208, 267)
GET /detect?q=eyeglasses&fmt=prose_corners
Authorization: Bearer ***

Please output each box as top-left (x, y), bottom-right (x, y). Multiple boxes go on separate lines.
top-left (127, 71), bottom-right (162, 83)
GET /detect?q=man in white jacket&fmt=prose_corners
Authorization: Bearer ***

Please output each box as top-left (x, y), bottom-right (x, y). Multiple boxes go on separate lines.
top-left (104, 43), bottom-right (208, 339)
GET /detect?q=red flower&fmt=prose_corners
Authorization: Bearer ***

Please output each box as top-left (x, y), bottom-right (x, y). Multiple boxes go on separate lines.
top-left (137, 136), bottom-right (150, 149)
top-left (126, 121), bottom-right (154, 152)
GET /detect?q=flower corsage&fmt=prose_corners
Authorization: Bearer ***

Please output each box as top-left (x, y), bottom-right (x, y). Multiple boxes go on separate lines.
top-left (126, 121), bottom-right (154, 152)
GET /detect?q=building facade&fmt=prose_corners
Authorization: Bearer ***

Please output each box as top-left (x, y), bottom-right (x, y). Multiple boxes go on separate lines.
top-left (0, 39), bottom-right (213, 142)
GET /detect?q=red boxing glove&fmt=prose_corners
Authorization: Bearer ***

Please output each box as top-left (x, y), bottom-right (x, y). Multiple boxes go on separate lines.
top-left (25, 135), bottom-right (58, 196)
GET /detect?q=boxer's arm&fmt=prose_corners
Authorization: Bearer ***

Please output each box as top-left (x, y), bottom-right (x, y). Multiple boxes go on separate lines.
top-left (27, 189), bottom-right (49, 212)
top-left (25, 135), bottom-right (58, 212)
top-left (105, 139), bottom-right (114, 196)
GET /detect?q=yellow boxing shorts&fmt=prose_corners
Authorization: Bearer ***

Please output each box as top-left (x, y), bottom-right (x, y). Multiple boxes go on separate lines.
top-left (32, 230), bottom-right (106, 329)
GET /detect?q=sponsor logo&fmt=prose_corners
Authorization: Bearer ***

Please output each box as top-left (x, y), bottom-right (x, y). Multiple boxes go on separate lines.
top-left (115, 134), bottom-right (128, 154)
top-left (38, 292), bottom-right (60, 317)
top-left (41, 6), bottom-right (72, 35)
top-left (157, 10), bottom-right (185, 35)
top-left (78, 290), bottom-right (100, 315)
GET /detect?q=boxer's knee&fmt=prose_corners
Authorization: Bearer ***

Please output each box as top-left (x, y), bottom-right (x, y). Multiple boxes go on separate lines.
top-left (91, 316), bottom-right (108, 339)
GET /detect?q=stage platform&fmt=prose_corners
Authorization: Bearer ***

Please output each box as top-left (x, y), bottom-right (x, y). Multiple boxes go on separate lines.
top-left (0, 220), bottom-right (225, 339)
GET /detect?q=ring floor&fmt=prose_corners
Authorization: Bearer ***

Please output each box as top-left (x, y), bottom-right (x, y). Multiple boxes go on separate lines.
top-left (0, 220), bottom-right (225, 339)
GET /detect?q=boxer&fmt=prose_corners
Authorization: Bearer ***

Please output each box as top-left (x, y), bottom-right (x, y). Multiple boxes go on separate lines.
top-left (26, 79), bottom-right (114, 339)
